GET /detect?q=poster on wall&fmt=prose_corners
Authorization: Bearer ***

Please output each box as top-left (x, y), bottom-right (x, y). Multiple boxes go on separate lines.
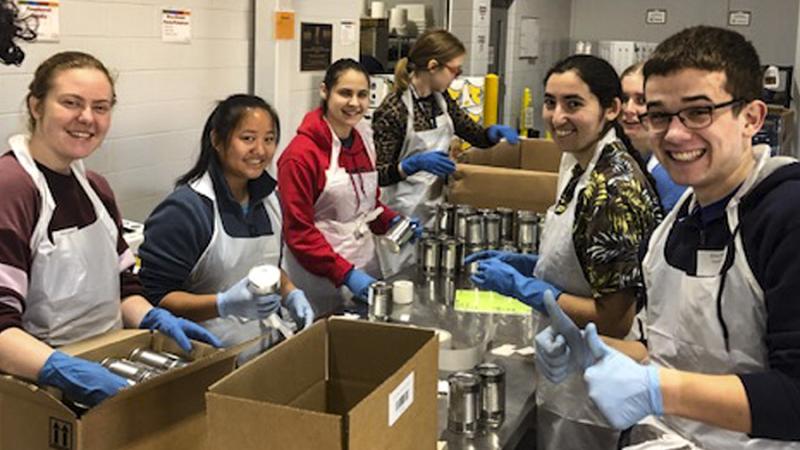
top-left (301, 23), bottom-right (332, 71)
top-left (16, 0), bottom-right (60, 42)
top-left (162, 8), bottom-right (191, 44)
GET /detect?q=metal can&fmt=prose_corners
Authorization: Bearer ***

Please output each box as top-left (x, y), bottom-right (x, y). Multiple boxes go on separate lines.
top-left (499, 240), bottom-right (518, 253)
top-left (129, 348), bottom-right (189, 372)
top-left (367, 281), bottom-right (393, 322)
top-left (464, 244), bottom-right (486, 276)
top-left (447, 371), bottom-right (482, 436)
top-left (440, 238), bottom-right (463, 277)
top-left (465, 215), bottom-right (484, 246)
top-left (484, 213), bottom-right (501, 249)
top-left (435, 202), bottom-right (455, 236)
top-left (381, 216), bottom-right (416, 253)
top-left (101, 358), bottom-right (160, 384)
top-left (515, 211), bottom-right (539, 249)
top-left (475, 362), bottom-right (506, 429)
top-left (496, 207), bottom-right (515, 242)
top-left (420, 237), bottom-right (441, 275)
top-left (247, 264), bottom-right (281, 295)
top-left (453, 206), bottom-right (475, 242)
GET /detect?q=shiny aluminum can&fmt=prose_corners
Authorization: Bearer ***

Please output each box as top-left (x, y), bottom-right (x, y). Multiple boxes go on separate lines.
top-left (475, 362), bottom-right (506, 429)
top-left (367, 281), bottom-right (393, 322)
top-left (420, 237), bottom-right (441, 275)
top-left (129, 348), bottom-right (189, 372)
top-left (435, 202), bottom-right (455, 236)
top-left (101, 358), bottom-right (160, 384)
top-left (453, 206), bottom-right (476, 241)
top-left (381, 216), bottom-right (416, 253)
top-left (515, 211), bottom-right (539, 249)
top-left (484, 213), bottom-right (501, 249)
top-left (447, 371), bottom-right (482, 436)
top-left (496, 207), bottom-right (515, 242)
top-left (465, 215), bottom-right (484, 246)
top-left (464, 244), bottom-right (485, 276)
top-left (440, 238), bottom-right (463, 277)
top-left (499, 240), bottom-right (518, 253)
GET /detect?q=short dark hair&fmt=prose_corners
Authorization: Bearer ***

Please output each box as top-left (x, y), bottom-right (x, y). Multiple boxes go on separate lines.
top-left (176, 94), bottom-right (280, 186)
top-left (321, 58), bottom-right (369, 113)
top-left (643, 26), bottom-right (762, 102)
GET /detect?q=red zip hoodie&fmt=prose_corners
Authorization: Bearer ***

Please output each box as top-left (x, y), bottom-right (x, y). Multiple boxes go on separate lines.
top-left (278, 107), bottom-right (398, 286)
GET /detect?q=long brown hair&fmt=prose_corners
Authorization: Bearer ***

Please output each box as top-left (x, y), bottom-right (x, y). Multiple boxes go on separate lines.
top-left (393, 29), bottom-right (465, 92)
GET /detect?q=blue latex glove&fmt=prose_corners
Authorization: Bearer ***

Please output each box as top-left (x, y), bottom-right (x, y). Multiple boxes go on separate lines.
top-left (140, 307), bottom-right (223, 353)
top-left (217, 277), bottom-right (282, 320)
top-left (584, 324), bottom-right (664, 429)
top-left (470, 259), bottom-right (561, 313)
top-left (487, 125), bottom-right (520, 144)
top-left (400, 151), bottom-right (455, 177)
top-left (343, 268), bottom-right (376, 302)
top-left (38, 351), bottom-right (129, 407)
top-left (464, 250), bottom-right (539, 276)
top-left (535, 292), bottom-right (595, 384)
top-left (284, 289), bottom-right (314, 331)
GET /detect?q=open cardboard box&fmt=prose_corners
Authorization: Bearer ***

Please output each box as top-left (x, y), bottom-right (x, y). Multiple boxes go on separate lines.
top-left (0, 329), bottom-right (237, 450)
top-left (448, 138), bottom-right (561, 212)
top-left (206, 318), bottom-right (438, 450)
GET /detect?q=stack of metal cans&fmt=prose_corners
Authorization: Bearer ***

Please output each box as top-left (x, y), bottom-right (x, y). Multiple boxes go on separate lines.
top-left (100, 348), bottom-right (190, 385)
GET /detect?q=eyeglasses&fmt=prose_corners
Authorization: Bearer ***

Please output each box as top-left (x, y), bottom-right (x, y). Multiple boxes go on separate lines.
top-left (638, 99), bottom-right (744, 132)
top-left (442, 63), bottom-right (463, 78)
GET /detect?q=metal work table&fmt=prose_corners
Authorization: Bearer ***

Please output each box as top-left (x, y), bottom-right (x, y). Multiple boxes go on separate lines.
top-left (384, 270), bottom-right (539, 450)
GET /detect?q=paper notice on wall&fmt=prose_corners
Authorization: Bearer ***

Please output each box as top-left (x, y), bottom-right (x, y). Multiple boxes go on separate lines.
top-left (16, 1), bottom-right (60, 42)
top-left (340, 20), bottom-right (356, 46)
top-left (162, 8), bottom-right (191, 43)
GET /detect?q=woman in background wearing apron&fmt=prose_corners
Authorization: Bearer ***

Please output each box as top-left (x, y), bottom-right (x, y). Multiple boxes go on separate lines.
top-left (279, 59), bottom-right (408, 318)
top-left (0, 52), bottom-right (220, 409)
top-left (372, 29), bottom-right (519, 276)
top-left (139, 94), bottom-right (314, 352)
top-left (467, 55), bottom-right (662, 449)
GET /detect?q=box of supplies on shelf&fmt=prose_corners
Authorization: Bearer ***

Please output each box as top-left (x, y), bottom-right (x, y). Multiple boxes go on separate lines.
top-left (206, 318), bottom-right (438, 450)
top-left (448, 138), bottom-right (561, 212)
top-left (0, 329), bottom-right (237, 450)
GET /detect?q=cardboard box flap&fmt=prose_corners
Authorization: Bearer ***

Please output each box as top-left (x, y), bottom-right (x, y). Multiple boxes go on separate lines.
top-left (59, 329), bottom-right (148, 356)
top-left (208, 319), bottom-right (327, 404)
top-left (457, 141), bottom-right (521, 168)
top-left (327, 319), bottom-right (433, 382)
top-left (206, 391), bottom-right (344, 450)
top-left (0, 374), bottom-right (75, 416)
top-left (347, 334), bottom-right (438, 450)
top-left (519, 138), bottom-right (561, 172)
top-left (449, 164), bottom-right (559, 212)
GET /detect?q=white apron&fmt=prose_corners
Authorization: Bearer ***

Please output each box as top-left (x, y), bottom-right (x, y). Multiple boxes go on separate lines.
top-left (283, 121), bottom-right (382, 318)
top-left (185, 172), bottom-right (283, 348)
top-left (11, 135), bottom-right (123, 347)
top-left (632, 146), bottom-right (800, 450)
top-left (378, 87), bottom-right (455, 277)
top-left (532, 129), bottom-right (623, 450)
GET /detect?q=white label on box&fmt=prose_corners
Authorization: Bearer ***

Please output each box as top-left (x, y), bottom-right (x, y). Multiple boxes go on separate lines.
top-left (388, 371), bottom-right (414, 426)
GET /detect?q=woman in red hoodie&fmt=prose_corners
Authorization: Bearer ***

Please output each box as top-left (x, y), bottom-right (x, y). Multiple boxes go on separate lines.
top-left (279, 59), bottom-right (408, 317)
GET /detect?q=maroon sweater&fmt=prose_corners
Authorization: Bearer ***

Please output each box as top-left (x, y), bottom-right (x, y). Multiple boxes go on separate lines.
top-left (278, 108), bottom-right (398, 286)
top-left (0, 151), bottom-right (142, 333)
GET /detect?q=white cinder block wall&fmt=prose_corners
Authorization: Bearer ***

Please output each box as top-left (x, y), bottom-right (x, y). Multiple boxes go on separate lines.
top-left (449, 0), bottom-right (490, 76)
top-left (0, 0), bottom-right (253, 221)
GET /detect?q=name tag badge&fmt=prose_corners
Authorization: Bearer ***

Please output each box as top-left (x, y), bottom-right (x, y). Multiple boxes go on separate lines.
top-left (696, 249), bottom-right (727, 277)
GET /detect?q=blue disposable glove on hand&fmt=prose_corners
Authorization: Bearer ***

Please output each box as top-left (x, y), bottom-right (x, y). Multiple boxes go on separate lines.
top-left (535, 292), bottom-right (595, 384)
top-left (217, 277), bottom-right (282, 320)
top-left (140, 307), bottom-right (223, 353)
top-left (38, 351), bottom-right (129, 407)
top-left (470, 259), bottom-right (561, 313)
top-left (344, 268), bottom-right (376, 302)
top-left (401, 151), bottom-right (456, 177)
top-left (409, 216), bottom-right (423, 241)
top-left (464, 250), bottom-right (539, 276)
top-left (584, 324), bottom-right (664, 429)
top-left (487, 125), bottom-right (520, 144)
top-left (285, 289), bottom-right (314, 331)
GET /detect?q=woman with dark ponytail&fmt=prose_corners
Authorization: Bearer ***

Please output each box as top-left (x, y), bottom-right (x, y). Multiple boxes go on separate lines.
top-left (139, 94), bottom-right (314, 353)
top-left (466, 54), bottom-right (663, 450)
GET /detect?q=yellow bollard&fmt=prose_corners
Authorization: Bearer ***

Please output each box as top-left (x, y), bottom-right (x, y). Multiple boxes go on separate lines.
top-left (519, 87), bottom-right (533, 138)
top-left (483, 74), bottom-right (499, 126)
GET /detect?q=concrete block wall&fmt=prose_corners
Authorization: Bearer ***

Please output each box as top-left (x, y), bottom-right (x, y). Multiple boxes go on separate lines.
top-left (0, 0), bottom-right (252, 222)
top-left (503, 0), bottom-right (572, 133)
top-left (449, 0), bottom-right (490, 76)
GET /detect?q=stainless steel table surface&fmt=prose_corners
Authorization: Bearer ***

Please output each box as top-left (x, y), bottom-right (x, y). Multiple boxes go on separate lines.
top-left (384, 270), bottom-right (540, 450)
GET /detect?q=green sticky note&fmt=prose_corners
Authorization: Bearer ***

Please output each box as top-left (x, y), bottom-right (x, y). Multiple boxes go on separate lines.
top-left (454, 289), bottom-right (532, 315)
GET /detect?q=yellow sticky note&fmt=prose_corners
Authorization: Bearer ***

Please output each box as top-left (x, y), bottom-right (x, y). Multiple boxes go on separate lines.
top-left (275, 11), bottom-right (295, 40)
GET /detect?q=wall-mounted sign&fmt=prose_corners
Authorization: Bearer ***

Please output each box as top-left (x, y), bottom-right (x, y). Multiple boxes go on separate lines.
top-left (728, 10), bottom-right (751, 27)
top-left (16, 0), bottom-right (60, 42)
top-left (301, 23), bottom-right (332, 71)
top-left (162, 8), bottom-right (191, 43)
top-left (645, 9), bottom-right (667, 25)
top-left (275, 11), bottom-right (295, 40)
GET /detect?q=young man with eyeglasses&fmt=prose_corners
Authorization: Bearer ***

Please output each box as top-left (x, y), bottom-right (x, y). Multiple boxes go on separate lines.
top-left (534, 26), bottom-right (800, 448)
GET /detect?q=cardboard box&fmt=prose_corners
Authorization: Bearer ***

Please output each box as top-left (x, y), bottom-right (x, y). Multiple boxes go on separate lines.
top-left (206, 318), bottom-right (438, 450)
top-left (448, 138), bottom-right (561, 212)
top-left (0, 330), bottom-right (237, 450)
